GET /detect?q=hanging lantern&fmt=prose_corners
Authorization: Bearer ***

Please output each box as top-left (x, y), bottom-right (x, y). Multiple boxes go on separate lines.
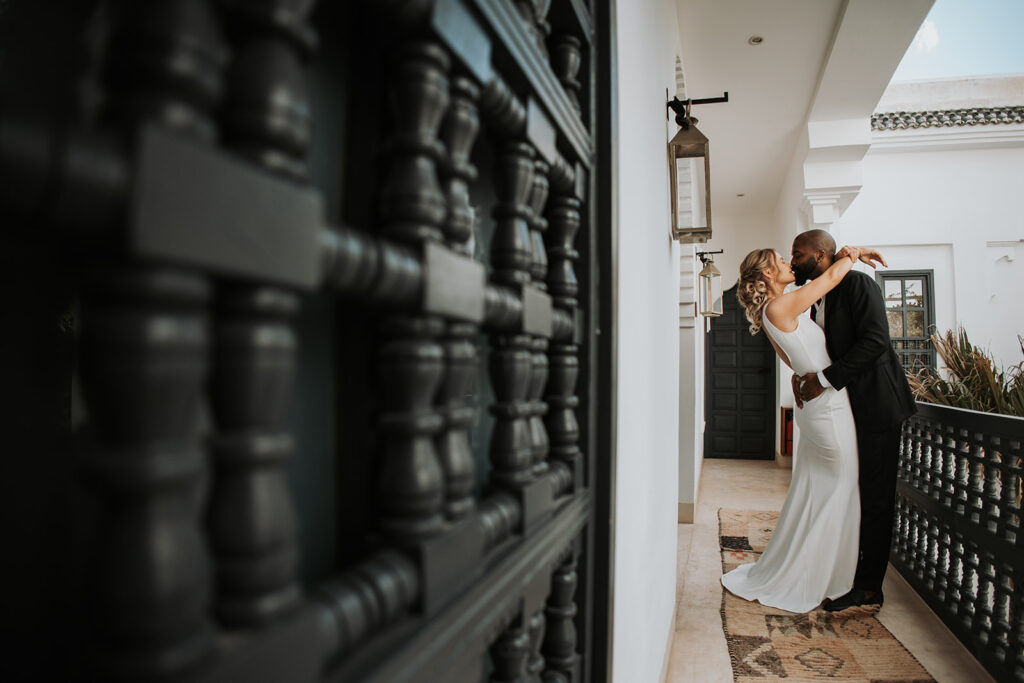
top-left (696, 251), bottom-right (723, 317)
top-left (668, 98), bottom-right (712, 244)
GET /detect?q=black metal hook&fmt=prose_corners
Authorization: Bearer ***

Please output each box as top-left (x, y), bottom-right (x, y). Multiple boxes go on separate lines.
top-left (666, 92), bottom-right (729, 129)
top-left (696, 249), bottom-right (724, 265)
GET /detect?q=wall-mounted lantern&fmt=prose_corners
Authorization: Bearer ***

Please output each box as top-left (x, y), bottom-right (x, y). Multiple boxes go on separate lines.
top-left (667, 93), bottom-right (726, 244)
top-left (696, 250), bottom-right (723, 317)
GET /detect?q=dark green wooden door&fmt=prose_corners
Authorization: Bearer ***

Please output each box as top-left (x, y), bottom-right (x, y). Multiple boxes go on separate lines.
top-left (704, 286), bottom-right (776, 459)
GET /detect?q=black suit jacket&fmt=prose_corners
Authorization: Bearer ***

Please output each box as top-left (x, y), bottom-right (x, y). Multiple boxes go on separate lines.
top-left (822, 270), bottom-right (916, 433)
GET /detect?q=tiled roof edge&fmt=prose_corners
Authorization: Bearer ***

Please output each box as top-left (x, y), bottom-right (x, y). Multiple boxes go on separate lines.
top-left (871, 106), bottom-right (1024, 131)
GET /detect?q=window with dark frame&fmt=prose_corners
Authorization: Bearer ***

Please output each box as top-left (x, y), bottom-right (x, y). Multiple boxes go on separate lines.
top-left (876, 270), bottom-right (937, 375)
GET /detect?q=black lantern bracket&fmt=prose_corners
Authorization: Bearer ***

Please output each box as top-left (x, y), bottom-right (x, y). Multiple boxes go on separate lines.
top-left (695, 249), bottom-right (723, 265)
top-left (666, 91), bottom-right (729, 129)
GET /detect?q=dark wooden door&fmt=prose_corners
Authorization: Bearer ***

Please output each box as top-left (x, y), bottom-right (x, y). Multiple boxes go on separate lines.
top-left (0, 1), bottom-right (615, 681)
top-left (704, 286), bottom-right (776, 459)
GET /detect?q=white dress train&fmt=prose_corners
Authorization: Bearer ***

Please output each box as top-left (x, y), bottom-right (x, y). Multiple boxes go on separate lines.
top-left (720, 310), bottom-right (861, 613)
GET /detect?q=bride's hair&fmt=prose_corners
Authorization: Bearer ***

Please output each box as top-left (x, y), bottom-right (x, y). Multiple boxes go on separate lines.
top-left (737, 248), bottom-right (777, 335)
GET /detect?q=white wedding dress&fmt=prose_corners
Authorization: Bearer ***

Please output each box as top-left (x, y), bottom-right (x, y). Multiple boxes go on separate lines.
top-left (720, 309), bottom-right (861, 613)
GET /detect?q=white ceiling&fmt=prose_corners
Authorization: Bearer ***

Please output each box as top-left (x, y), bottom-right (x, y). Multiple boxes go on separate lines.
top-left (675, 0), bottom-right (845, 217)
top-left (675, 0), bottom-right (935, 219)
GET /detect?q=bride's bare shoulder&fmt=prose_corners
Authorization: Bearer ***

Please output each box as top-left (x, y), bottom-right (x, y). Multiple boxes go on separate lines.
top-left (764, 295), bottom-right (798, 332)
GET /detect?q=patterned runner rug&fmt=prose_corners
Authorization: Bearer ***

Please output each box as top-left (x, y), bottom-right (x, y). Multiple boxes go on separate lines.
top-left (718, 509), bottom-right (934, 682)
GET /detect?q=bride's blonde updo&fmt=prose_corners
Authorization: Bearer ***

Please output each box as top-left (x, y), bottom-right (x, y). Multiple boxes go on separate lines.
top-left (737, 248), bottom-right (777, 335)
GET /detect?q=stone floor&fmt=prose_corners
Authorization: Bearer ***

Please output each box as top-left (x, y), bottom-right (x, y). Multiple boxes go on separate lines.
top-left (665, 459), bottom-right (994, 683)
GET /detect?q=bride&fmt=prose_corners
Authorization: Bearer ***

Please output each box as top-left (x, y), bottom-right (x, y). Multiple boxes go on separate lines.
top-left (721, 245), bottom-right (882, 613)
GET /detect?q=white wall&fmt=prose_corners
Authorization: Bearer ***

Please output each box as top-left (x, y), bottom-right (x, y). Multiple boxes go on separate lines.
top-left (613, 0), bottom-right (682, 679)
top-left (678, 246), bottom-right (704, 517)
top-left (841, 145), bottom-right (1024, 368)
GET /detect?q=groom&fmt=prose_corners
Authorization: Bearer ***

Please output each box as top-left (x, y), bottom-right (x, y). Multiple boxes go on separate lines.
top-left (790, 229), bottom-right (917, 611)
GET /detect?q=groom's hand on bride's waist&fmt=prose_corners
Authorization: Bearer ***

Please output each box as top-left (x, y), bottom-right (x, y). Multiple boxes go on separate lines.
top-left (795, 372), bottom-right (825, 405)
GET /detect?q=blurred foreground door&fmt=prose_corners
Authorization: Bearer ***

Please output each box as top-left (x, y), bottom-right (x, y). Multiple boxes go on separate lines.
top-left (0, 0), bottom-right (615, 680)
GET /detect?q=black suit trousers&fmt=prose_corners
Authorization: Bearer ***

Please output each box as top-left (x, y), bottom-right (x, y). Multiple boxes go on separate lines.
top-left (853, 425), bottom-right (902, 591)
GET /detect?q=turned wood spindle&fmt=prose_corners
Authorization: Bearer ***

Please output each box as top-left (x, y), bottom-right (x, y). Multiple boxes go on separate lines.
top-left (542, 551), bottom-right (579, 679)
top-left (491, 620), bottom-right (531, 683)
top-left (377, 40), bottom-right (452, 541)
top-left (441, 76), bottom-right (481, 253)
top-left (78, 1), bottom-right (226, 676)
top-left (210, 0), bottom-right (320, 626)
top-left (550, 35), bottom-right (583, 116)
top-left (380, 42), bottom-right (450, 245)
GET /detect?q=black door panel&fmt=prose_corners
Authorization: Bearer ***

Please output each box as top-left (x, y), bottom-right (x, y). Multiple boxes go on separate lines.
top-left (704, 286), bottom-right (775, 460)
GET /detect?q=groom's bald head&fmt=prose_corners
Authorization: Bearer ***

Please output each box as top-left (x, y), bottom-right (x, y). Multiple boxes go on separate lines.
top-left (790, 229), bottom-right (836, 284)
top-left (793, 229), bottom-right (836, 257)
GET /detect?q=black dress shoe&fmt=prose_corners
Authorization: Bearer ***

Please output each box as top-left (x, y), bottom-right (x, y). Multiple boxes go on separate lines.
top-left (823, 588), bottom-right (883, 612)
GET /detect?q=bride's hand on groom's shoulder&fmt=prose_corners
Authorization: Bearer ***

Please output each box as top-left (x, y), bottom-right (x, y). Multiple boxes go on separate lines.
top-left (838, 246), bottom-right (887, 269)
top-left (836, 246), bottom-right (862, 263)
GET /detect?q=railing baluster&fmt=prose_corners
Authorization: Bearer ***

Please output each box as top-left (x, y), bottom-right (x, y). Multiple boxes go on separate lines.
top-left (542, 550), bottom-right (579, 681)
top-left (377, 41), bottom-right (450, 542)
top-left (491, 620), bottom-right (531, 683)
top-left (208, 0), bottom-right (319, 626)
top-left (892, 404), bottom-right (1024, 682)
top-left (437, 75), bottom-right (482, 520)
top-left (77, 2), bottom-right (225, 677)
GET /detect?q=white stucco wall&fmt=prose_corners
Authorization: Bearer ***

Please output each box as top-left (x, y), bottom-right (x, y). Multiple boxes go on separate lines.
top-left (612, 0), bottom-right (683, 679)
top-left (841, 144), bottom-right (1024, 368)
top-left (678, 246), bottom-right (703, 517)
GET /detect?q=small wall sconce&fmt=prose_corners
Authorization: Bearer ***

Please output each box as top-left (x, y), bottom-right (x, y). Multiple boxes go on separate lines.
top-left (696, 249), bottom-right (723, 317)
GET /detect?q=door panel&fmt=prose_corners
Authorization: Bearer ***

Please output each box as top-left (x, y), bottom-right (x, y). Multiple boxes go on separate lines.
top-left (0, 1), bottom-right (613, 680)
top-left (704, 286), bottom-right (776, 459)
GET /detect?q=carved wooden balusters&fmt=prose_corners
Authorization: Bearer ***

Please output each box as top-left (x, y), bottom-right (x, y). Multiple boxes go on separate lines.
top-left (208, 287), bottom-right (302, 625)
top-left (377, 41), bottom-right (452, 543)
top-left (103, 0), bottom-right (227, 142)
top-left (493, 142), bottom-right (537, 287)
top-left (481, 74), bottom-right (528, 139)
top-left (381, 42), bottom-right (449, 245)
top-left (893, 408), bottom-right (1024, 681)
top-left (515, 0), bottom-right (553, 57)
top-left (377, 316), bottom-right (447, 539)
top-left (436, 320), bottom-right (479, 520)
top-left (313, 550), bottom-right (419, 661)
top-left (527, 607), bottom-right (548, 680)
top-left (491, 621), bottom-right (532, 683)
top-left (529, 337), bottom-right (551, 478)
top-left (436, 74), bottom-right (482, 521)
top-left (545, 196), bottom-right (581, 312)
top-left (442, 76), bottom-right (481, 253)
top-left (79, 269), bottom-right (215, 680)
top-left (550, 34), bottom-right (583, 117)
top-left (528, 160), bottom-right (552, 288)
top-left (490, 333), bottom-right (538, 490)
top-left (76, 1), bottom-right (226, 677)
top-left (220, 0), bottom-right (317, 182)
top-left (526, 161), bottom-right (552, 479)
top-left (210, 0), bottom-right (318, 626)
top-left (490, 141), bottom-right (539, 491)
top-left (545, 196), bottom-right (582, 486)
top-left (542, 551), bottom-right (580, 681)
top-left (478, 493), bottom-right (524, 551)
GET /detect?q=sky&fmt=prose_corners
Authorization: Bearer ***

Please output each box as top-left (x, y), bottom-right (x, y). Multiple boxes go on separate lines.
top-left (892, 0), bottom-right (1024, 81)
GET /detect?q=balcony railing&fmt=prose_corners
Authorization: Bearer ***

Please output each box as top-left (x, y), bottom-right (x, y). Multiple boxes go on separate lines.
top-left (892, 401), bottom-right (1024, 683)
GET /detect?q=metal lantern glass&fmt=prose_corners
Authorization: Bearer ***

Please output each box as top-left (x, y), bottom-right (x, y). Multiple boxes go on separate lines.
top-left (698, 259), bottom-right (723, 317)
top-left (668, 121), bottom-right (711, 244)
